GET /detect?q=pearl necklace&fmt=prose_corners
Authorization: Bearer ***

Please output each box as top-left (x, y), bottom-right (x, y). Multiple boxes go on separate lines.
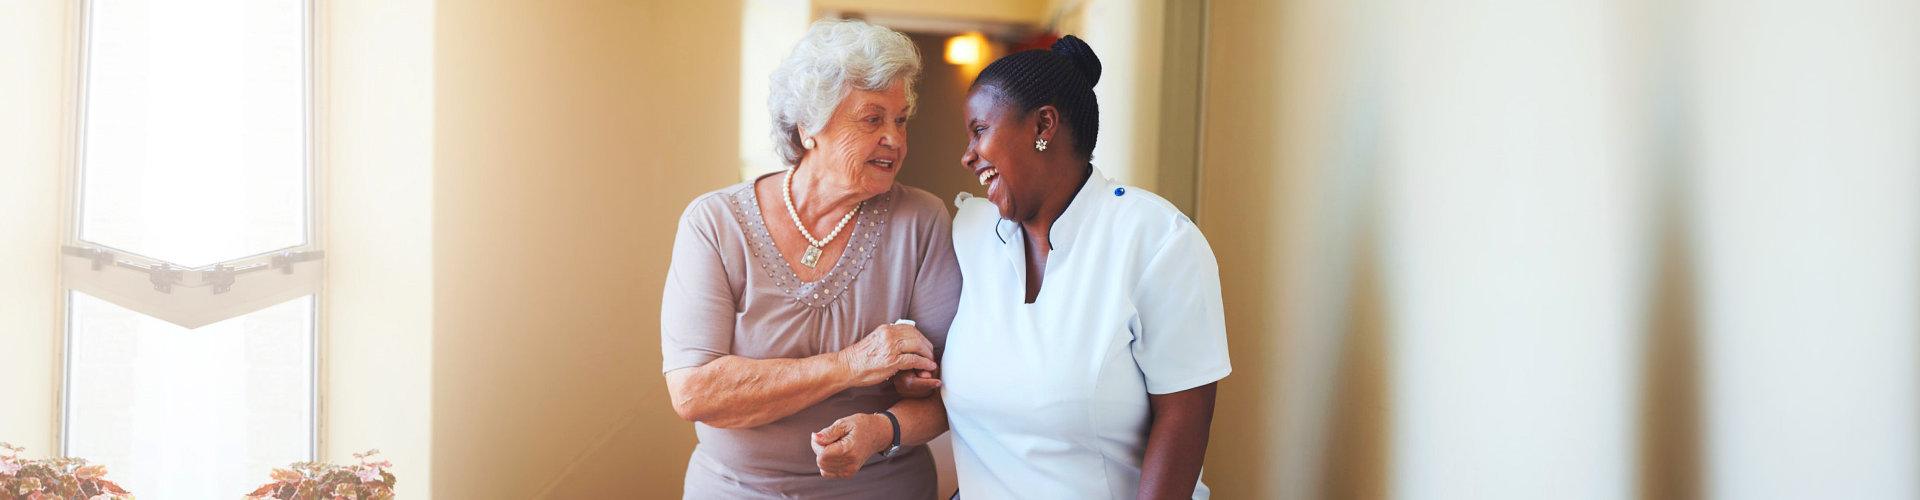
top-left (782, 168), bottom-right (862, 269)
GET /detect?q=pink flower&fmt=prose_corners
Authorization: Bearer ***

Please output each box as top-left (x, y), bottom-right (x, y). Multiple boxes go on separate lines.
top-left (356, 465), bottom-right (382, 483)
top-left (0, 458), bottom-right (21, 476)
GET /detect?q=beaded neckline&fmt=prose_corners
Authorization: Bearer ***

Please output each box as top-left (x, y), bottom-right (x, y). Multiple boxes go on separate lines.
top-left (725, 182), bottom-right (893, 308)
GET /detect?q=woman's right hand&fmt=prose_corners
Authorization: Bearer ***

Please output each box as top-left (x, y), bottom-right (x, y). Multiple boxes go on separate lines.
top-left (836, 323), bottom-right (938, 388)
top-left (891, 369), bottom-right (941, 398)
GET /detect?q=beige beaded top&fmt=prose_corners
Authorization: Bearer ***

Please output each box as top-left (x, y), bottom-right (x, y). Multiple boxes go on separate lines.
top-left (659, 174), bottom-right (960, 498)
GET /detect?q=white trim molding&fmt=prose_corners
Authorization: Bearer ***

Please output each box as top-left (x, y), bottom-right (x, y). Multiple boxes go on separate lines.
top-left (59, 245), bottom-right (322, 329)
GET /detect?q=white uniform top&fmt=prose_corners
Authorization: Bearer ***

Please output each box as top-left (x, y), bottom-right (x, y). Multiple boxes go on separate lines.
top-left (942, 168), bottom-right (1232, 499)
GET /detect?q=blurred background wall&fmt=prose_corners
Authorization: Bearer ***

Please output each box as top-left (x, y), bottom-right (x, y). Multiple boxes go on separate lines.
top-left (324, 0), bottom-right (437, 497)
top-left (1199, 1), bottom-right (1917, 499)
top-left (0, 0), bottom-right (71, 462)
top-left (426, 1), bottom-right (741, 497)
top-left (4, 0), bottom-right (1915, 499)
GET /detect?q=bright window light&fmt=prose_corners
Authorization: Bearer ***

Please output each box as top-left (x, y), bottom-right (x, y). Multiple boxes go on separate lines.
top-left (65, 292), bottom-right (315, 498)
top-left (78, 0), bottom-right (309, 267)
top-left (63, 1), bottom-right (318, 498)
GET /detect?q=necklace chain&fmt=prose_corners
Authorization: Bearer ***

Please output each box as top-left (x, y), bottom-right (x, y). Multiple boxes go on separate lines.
top-left (782, 168), bottom-right (862, 251)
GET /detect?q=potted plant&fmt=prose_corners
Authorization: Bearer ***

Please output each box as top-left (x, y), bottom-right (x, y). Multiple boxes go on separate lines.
top-left (245, 450), bottom-right (394, 500)
top-left (0, 443), bottom-right (134, 500)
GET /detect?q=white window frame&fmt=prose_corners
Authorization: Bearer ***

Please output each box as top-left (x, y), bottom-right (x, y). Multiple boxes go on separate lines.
top-left (57, 0), bottom-right (325, 463)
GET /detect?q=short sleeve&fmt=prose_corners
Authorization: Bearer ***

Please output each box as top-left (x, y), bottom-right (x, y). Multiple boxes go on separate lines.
top-left (905, 199), bottom-right (962, 359)
top-left (660, 199), bottom-right (740, 373)
top-left (1129, 220), bottom-right (1232, 394)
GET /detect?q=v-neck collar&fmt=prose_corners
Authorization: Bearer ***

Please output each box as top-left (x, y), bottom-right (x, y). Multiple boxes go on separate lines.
top-left (729, 175), bottom-right (894, 308)
top-left (996, 167), bottom-right (1111, 305)
top-left (995, 166), bottom-right (1108, 254)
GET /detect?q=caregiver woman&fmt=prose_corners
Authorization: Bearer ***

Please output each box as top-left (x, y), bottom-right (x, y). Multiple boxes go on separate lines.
top-left (660, 19), bottom-right (958, 499)
top-left (944, 35), bottom-right (1231, 499)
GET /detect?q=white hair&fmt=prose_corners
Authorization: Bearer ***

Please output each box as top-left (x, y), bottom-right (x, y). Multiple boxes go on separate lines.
top-left (767, 19), bottom-right (922, 167)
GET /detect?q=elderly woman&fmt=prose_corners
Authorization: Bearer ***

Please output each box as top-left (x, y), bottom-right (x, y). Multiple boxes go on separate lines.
top-left (942, 36), bottom-right (1230, 499)
top-left (660, 19), bottom-right (957, 499)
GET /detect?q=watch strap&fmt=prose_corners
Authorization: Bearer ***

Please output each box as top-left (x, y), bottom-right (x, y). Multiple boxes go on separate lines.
top-left (879, 409), bottom-right (902, 457)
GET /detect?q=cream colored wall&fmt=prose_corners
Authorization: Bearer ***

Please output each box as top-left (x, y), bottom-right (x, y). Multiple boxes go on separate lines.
top-left (429, 1), bottom-right (741, 497)
top-left (1196, 1), bottom-right (1386, 499)
top-left (1194, 0), bottom-right (1289, 496)
top-left (814, 0), bottom-right (1049, 24)
top-left (0, 0), bottom-right (73, 458)
top-left (738, 0), bottom-right (812, 180)
top-left (1046, 0), bottom-right (1209, 214)
top-left (323, 1), bottom-right (437, 498)
top-left (1072, 0), bottom-right (1165, 192)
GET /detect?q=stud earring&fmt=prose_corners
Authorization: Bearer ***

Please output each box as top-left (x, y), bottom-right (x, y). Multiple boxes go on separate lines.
top-left (1035, 138), bottom-right (1049, 152)
top-left (803, 137), bottom-right (817, 150)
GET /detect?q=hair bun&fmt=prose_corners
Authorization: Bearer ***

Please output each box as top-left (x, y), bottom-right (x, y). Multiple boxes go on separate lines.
top-left (1050, 35), bottom-right (1102, 86)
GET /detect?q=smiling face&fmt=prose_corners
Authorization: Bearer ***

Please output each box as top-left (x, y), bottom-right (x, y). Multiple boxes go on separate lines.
top-left (801, 81), bottom-right (912, 200)
top-left (962, 86), bottom-right (1059, 221)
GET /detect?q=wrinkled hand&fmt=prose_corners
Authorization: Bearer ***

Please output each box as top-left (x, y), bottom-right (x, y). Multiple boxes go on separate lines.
top-left (837, 323), bottom-right (937, 388)
top-left (811, 413), bottom-right (890, 479)
top-left (891, 369), bottom-right (941, 398)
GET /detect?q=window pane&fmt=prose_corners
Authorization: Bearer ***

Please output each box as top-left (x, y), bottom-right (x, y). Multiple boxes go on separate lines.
top-left (79, 0), bottom-right (308, 267)
top-left (66, 291), bottom-right (314, 499)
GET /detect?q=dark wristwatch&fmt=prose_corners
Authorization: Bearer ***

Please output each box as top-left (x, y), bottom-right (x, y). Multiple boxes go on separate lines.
top-left (877, 409), bottom-right (903, 458)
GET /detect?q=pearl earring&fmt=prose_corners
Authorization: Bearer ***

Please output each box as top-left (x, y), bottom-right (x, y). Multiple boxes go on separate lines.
top-left (1035, 138), bottom-right (1049, 152)
top-left (803, 137), bottom-right (817, 150)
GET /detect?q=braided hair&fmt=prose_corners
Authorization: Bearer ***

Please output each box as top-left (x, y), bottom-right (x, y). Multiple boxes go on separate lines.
top-left (971, 35), bottom-right (1103, 160)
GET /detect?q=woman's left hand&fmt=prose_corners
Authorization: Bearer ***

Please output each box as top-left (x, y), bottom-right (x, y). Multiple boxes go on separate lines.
top-left (810, 412), bottom-right (891, 478)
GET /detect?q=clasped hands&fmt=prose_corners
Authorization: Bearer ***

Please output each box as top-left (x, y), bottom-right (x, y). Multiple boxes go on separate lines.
top-left (812, 322), bottom-right (940, 478)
